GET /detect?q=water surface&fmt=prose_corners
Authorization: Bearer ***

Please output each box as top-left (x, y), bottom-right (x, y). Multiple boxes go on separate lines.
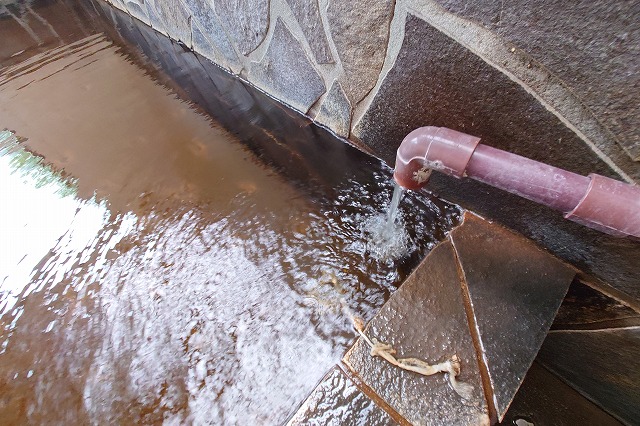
top-left (0, 1), bottom-right (461, 423)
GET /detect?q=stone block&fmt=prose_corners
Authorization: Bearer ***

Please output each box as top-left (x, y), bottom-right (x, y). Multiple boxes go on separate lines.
top-left (501, 362), bottom-right (622, 426)
top-left (344, 240), bottom-right (490, 425)
top-left (327, 0), bottom-right (394, 104)
top-left (184, 0), bottom-right (240, 71)
top-left (287, 367), bottom-right (399, 425)
top-left (315, 81), bottom-right (351, 138)
top-left (286, 0), bottom-right (333, 64)
top-left (450, 213), bottom-right (575, 420)
top-left (551, 279), bottom-right (640, 331)
top-left (437, 0), bottom-right (640, 161)
top-left (214, 0), bottom-right (269, 56)
top-left (249, 18), bottom-right (325, 113)
top-left (152, 0), bottom-right (192, 45)
top-left (538, 327), bottom-right (640, 424)
top-left (352, 12), bottom-right (640, 303)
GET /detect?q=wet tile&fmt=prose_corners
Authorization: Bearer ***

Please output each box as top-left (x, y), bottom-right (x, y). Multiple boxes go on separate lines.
top-left (287, 367), bottom-right (399, 426)
top-left (344, 241), bottom-right (490, 425)
top-left (450, 213), bottom-right (575, 420)
top-left (538, 327), bottom-right (640, 425)
top-left (552, 279), bottom-right (640, 331)
top-left (500, 362), bottom-right (622, 426)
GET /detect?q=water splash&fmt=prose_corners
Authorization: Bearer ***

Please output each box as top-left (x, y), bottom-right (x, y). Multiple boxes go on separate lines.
top-left (364, 183), bottom-right (412, 261)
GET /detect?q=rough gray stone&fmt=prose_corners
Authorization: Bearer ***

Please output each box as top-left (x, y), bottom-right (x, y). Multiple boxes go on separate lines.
top-left (286, 0), bottom-right (333, 64)
top-left (353, 13), bottom-right (640, 303)
top-left (249, 18), bottom-right (325, 113)
top-left (538, 327), bottom-right (640, 425)
top-left (142, 0), bottom-right (168, 34)
top-left (327, 0), bottom-right (394, 104)
top-left (315, 81), bottom-right (351, 138)
top-left (214, 0), bottom-right (269, 56)
top-left (450, 213), bottom-right (575, 420)
top-left (502, 362), bottom-right (622, 426)
top-left (438, 0), bottom-right (640, 161)
top-left (152, 0), bottom-right (191, 45)
top-left (124, 1), bottom-right (148, 24)
top-left (344, 240), bottom-right (489, 426)
top-left (183, 0), bottom-right (240, 71)
top-left (287, 367), bottom-right (398, 425)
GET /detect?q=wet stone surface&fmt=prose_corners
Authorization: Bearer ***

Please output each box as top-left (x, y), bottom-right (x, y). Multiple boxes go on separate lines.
top-left (344, 241), bottom-right (489, 426)
top-left (551, 279), bottom-right (640, 331)
top-left (0, 1), bottom-right (462, 423)
top-left (538, 327), bottom-right (640, 425)
top-left (500, 362), bottom-right (622, 426)
top-left (450, 213), bottom-right (575, 420)
top-left (287, 367), bottom-right (398, 425)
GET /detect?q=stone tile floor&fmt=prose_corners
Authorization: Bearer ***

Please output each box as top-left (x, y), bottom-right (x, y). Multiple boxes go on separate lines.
top-left (288, 212), bottom-right (615, 425)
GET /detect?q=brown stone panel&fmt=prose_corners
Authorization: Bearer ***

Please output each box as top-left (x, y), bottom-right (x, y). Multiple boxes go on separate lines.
top-left (438, 0), bottom-right (640, 161)
top-left (287, 367), bottom-right (399, 425)
top-left (538, 327), bottom-right (640, 425)
top-left (552, 279), bottom-right (640, 331)
top-left (214, 0), bottom-right (269, 56)
top-left (286, 0), bottom-right (333, 64)
top-left (450, 213), bottom-right (575, 420)
top-left (249, 18), bottom-right (326, 113)
top-left (327, 0), bottom-right (394, 104)
top-left (344, 241), bottom-right (490, 425)
top-left (500, 362), bottom-right (622, 426)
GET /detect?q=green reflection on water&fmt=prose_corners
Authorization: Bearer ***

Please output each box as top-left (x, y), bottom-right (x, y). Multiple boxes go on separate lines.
top-left (0, 129), bottom-right (77, 198)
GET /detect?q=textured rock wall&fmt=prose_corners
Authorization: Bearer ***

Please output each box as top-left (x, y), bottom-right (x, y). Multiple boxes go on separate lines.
top-left (103, 0), bottom-right (640, 302)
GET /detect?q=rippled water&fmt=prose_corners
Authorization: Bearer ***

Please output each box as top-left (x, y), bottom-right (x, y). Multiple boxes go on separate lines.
top-left (0, 1), bottom-right (461, 424)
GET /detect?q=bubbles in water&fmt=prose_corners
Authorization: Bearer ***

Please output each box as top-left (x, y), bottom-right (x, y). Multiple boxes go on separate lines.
top-left (363, 184), bottom-right (412, 261)
top-left (364, 212), bottom-right (411, 261)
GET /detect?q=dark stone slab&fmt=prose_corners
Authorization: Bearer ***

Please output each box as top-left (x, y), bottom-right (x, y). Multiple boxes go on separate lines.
top-left (286, 0), bottom-right (333, 64)
top-left (152, 0), bottom-right (192, 46)
top-left (315, 81), bottom-right (351, 138)
top-left (353, 13), bottom-right (640, 303)
top-left (183, 0), bottom-right (240, 70)
top-left (538, 327), bottom-right (640, 425)
top-left (214, 0), bottom-right (269, 56)
top-left (344, 241), bottom-right (490, 425)
top-left (552, 279), bottom-right (640, 331)
top-left (438, 0), bottom-right (640, 161)
top-left (500, 362), bottom-right (622, 426)
top-left (287, 366), bottom-right (399, 425)
top-left (450, 213), bottom-right (575, 420)
top-left (249, 18), bottom-right (325, 113)
top-left (327, 0), bottom-right (394, 104)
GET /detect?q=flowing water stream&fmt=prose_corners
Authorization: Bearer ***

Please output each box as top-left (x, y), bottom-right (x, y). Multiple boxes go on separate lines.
top-left (0, 1), bottom-right (461, 423)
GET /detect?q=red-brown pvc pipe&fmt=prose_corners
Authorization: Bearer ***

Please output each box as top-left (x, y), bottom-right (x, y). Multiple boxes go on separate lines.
top-left (393, 126), bottom-right (640, 238)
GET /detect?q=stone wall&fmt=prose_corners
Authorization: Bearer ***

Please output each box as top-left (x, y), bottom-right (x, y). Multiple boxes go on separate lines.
top-left (103, 0), bottom-right (640, 303)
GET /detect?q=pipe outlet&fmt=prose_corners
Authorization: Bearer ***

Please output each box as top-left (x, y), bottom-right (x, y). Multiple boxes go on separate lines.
top-left (393, 126), bottom-right (640, 238)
